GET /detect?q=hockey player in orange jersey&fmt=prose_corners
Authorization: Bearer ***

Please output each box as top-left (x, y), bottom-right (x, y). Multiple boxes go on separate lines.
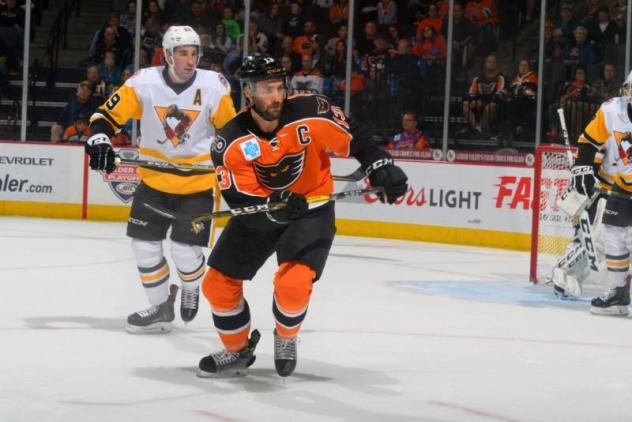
top-left (196, 53), bottom-right (408, 378)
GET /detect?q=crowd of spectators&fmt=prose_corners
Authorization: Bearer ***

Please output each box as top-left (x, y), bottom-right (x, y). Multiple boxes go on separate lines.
top-left (2, 0), bottom-right (628, 147)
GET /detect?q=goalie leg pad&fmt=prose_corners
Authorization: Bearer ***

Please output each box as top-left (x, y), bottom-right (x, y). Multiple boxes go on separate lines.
top-left (552, 267), bottom-right (582, 299)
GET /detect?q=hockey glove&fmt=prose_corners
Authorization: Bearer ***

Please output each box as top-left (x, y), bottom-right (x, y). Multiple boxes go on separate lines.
top-left (570, 165), bottom-right (595, 197)
top-left (85, 133), bottom-right (116, 173)
top-left (366, 158), bottom-right (408, 204)
top-left (267, 191), bottom-right (308, 223)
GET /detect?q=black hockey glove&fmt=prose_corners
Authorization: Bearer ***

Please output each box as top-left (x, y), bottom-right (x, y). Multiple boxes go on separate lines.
top-left (85, 133), bottom-right (116, 173)
top-left (366, 158), bottom-right (408, 204)
top-left (267, 191), bottom-right (308, 223)
top-left (570, 165), bottom-right (595, 197)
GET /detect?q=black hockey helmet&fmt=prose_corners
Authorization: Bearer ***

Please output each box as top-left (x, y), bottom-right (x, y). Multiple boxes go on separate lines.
top-left (240, 53), bottom-right (288, 83)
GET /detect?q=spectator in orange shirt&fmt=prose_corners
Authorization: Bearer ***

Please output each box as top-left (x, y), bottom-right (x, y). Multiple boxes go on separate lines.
top-left (466, 0), bottom-right (499, 56)
top-left (389, 112), bottom-right (430, 150)
top-left (334, 65), bottom-right (366, 96)
top-left (293, 20), bottom-right (318, 57)
top-left (330, 0), bottom-right (349, 24)
top-left (437, 0), bottom-right (450, 18)
top-left (508, 59), bottom-right (538, 140)
top-left (465, 0), bottom-right (498, 26)
top-left (413, 25), bottom-right (447, 62)
top-left (417, 3), bottom-right (443, 34)
top-left (62, 114), bottom-right (91, 143)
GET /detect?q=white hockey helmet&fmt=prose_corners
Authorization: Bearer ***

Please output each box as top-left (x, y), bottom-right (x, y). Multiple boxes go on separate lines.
top-left (162, 25), bottom-right (202, 65)
top-left (620, 69), bottom-right (632, 104)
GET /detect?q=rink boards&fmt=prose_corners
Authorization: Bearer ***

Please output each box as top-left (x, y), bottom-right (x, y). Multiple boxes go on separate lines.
top-left (0, 141), bottom-right (536, 250)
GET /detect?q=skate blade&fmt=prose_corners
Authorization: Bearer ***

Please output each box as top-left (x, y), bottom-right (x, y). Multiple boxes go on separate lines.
top-left (126, 322), bottom-right (173, 334)
top-left (590, 306), bottom-right (629, 316)
top-left (196, 367), bottom-right (250, 378)
top-left (552, 268), bottom-right (582, 299)
top-left (196, 356), bottom-right (256, 379)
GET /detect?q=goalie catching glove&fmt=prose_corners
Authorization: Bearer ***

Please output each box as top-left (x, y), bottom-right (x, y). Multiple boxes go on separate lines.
top-left (570, 165), bottom-right (595, 197)
top-left (85, 133), bottom-right (116, 173)
top-left (365, 158), bottom-right (408, 204)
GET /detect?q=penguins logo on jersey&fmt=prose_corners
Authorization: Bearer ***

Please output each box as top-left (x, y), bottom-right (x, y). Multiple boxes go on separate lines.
top-left (615, 131), bottom-right (632, 164)
top-left (154, 105), bottom-right (200, 147)
top-left (253, 151), bottom-right (306, 190)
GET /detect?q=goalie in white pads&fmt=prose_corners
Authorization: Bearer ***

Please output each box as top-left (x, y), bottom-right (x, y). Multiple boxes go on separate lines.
top-left (558, 71), bottom-right (632, 315)
top-left (84, 26), bottom-right (237, 332)
top-left (552, 190), bottom-right (607, 300)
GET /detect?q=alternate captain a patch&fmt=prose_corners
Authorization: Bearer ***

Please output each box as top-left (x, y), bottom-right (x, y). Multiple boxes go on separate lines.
top-left (254, 150), bottom-right (306, 190)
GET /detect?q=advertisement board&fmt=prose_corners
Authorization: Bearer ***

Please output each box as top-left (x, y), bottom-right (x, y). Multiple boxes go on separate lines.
top-left (0, 142), bottom-right (541, 250)
top-left (331, 157), bottom-right (535, 249)
top-left (0, 143), bottom-right (83, 203)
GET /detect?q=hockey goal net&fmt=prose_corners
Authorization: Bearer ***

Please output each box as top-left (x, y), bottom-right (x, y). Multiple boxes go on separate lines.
top-left (530, 145), bottom-right (575, 283)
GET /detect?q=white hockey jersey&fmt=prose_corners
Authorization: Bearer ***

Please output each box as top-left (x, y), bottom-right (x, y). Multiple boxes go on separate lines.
top-left (90, 66), bottom-right (236, 194)
top-left (579, 96), bottom-right (632, 193)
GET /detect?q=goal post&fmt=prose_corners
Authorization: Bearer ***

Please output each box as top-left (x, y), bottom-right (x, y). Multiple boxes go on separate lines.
top-left (530, 145), bottom-right (575, 283)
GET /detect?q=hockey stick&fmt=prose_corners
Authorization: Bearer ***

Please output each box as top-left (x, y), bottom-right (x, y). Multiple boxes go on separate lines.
top-left (143, 186), bottom-right (383, 233)
top-left (114, 155), bottom-right (365, 181)
top-left (114, 156), bottom-right (215, 172)
top-left (558, 108), bottom-right (602, 281)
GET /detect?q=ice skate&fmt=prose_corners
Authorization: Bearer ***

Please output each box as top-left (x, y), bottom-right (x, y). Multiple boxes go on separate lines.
top-left (274, 330), bottom-right (297, 377)
top-left (180, 286), bottom-right (199, 323)
top-left (197, 330), bottom-right (261, 378)
top-left (590, 280), bottom-right (631, 316)
top-left (126, 285), bottom-right (177, 334)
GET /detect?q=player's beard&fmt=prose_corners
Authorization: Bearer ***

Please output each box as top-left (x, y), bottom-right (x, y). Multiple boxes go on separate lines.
top-left (252, 96), bottom-right (284, 122)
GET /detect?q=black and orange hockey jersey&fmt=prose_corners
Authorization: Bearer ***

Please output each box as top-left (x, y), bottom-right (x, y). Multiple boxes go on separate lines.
top-left (211, 94), bottom-right (392, 229)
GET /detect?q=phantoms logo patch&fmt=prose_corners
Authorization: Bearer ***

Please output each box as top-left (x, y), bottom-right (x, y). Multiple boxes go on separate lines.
top-left (154, 105), bottom-right (200, 147)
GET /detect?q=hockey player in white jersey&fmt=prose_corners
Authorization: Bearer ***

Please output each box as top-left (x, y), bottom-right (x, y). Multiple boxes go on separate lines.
top-left (557, 71), bottom-right (632, 314)
top-left (85, 26), bottom-right (237, 333)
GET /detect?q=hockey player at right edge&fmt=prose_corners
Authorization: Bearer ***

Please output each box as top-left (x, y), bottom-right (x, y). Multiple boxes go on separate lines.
top-left (197, 54), bottom-right (408, 377)
top-left (563, 70), bottom-right (632, 315)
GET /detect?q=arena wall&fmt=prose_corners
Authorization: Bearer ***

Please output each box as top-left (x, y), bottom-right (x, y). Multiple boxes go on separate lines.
top-left (0, 142), bottom-right (534, 251)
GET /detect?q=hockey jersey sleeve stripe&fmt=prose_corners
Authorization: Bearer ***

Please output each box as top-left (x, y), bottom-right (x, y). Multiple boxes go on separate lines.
top-left (90, 111), bottom-right (122, 131)
top-left (614, 174), bottom-right (632, 193)
top-left (582, 108), bottom-right (610, 145)
top-left (210, 94), bottom-right (237, 129)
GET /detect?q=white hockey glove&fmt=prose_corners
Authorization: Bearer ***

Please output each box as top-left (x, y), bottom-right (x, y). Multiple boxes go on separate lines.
top-left (85, 133), bottom-right (116, 173)
top-left (570, 165), bottom-right (595, 197)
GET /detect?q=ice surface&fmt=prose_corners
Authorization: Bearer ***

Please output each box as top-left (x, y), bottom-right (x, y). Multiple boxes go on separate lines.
top-left (1, 217), bottom-right (632, 422)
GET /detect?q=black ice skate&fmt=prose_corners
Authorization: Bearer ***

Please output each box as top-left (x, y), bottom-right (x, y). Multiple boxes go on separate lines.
top-left (274, 330), bottom-right (297, 377)
top-left (590, 280), bottom-right (631, 316)
top-left (180, 287), bottom-right (199, 323)
top-left (126, 285), bottom-right (177, 334)
top-left (197, 330), bottom-right (261, 378)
